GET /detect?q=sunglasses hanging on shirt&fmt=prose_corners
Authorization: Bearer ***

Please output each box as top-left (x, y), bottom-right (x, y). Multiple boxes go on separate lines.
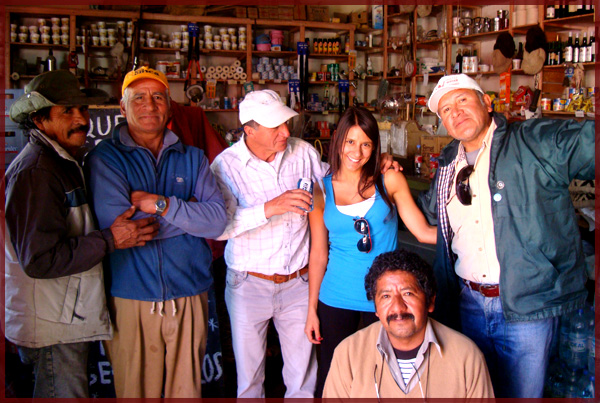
top-left (456, 165), bottom-right (474, 206)
top-left (354, 217), bottom-right (372, 253)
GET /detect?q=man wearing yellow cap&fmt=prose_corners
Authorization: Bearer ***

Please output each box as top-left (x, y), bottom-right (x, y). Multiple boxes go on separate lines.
top-left (85, 67), bottom-right (227, 398)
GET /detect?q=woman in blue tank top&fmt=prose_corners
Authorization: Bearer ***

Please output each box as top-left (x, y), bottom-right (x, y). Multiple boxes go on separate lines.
top-left (305, 107), bottom-right (436, 396)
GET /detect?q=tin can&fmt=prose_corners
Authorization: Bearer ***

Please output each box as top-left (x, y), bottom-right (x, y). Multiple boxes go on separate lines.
top-left (317, 71), bottom-right (324, 81)
top-left (568, 87), bottom-right (577, 99)
top-left (553, 98), bottom-right (563, 111)
top-left (541, 98), bottom-right (551, 111)
top-left (297, 178), bottom-right (314, 212)
top-left (223, 97), bottom-right (230, 109)
top-left (156, 61), bottom-right (169, 74)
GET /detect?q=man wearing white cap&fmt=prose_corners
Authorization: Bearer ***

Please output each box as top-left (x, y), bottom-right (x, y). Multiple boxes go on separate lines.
top-left (210, 90), bottom-right (397, 397)
top-left (418, 74), bottom-right (595, 397)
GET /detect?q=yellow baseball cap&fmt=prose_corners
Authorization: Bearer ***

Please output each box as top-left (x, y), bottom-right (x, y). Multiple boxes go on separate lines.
top-left (122, 67), bottom-right (169, 95)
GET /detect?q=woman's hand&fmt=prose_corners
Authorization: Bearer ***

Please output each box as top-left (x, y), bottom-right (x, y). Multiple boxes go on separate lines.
top-left (305, 309), bottom-right (323, 344)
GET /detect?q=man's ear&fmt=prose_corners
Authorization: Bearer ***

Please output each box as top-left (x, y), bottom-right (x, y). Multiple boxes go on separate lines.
top-left (483, 94), bottom-right (493, 113)
top-left (243, 125), bottom-right (254, 138)
top-left (428, 295), bottom-right (436, 313)
top-left (119, 100), bottom-right (127, 117)
top-left (31, 115), bottom-right (45, 131)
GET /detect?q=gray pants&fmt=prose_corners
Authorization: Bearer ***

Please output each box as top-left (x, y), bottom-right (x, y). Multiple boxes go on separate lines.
top-left (18, 342), bottom-right (90, 398)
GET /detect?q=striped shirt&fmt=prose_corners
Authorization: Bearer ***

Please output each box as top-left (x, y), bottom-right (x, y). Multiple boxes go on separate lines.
top-left (210, 136), bottom-right (328, 275)
top-left (393, 345), bottom-right (420, 386)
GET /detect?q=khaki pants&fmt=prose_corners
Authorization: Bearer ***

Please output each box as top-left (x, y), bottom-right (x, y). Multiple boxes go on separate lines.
top-left (105, 294), bottom-right (208, 398)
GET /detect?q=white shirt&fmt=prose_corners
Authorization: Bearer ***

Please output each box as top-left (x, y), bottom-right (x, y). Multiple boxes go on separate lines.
top-left (446, 121), bottom-right (501, 284)
top-left (210, 136), bottom-right (328, 275)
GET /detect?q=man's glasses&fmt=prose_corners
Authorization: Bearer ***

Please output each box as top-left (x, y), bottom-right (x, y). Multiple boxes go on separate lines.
top-left (456, 165), bottom-right (474, 206)
top-left (354, 218), bottom-right (372, 253)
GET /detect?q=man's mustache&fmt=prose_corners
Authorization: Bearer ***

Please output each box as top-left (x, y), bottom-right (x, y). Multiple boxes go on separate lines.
top-left (68, 125), bottom-right (90, 137)
top-left (386, 313), bottom-right (414, 324)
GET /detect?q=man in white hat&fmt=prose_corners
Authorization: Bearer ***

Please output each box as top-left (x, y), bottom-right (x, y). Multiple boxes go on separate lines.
top-left (4, 70), bottom-right (159, 398)
top-left (210, 90), bottom-right (398, 397)
top-left (418, 74), bottom-right (595, 397)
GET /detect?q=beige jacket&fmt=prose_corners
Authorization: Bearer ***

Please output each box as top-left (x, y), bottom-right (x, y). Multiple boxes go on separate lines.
top-left (323, 319), bottom-right (494, 398)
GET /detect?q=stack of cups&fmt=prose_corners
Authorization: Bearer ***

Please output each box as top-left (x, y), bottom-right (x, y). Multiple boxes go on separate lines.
top-left (10, 24), bottom-right (17, 43)
top-left (98, 21), bottom-right (108, 46)
top-left (50, 18), bottom-right (61, 45)
top-left (270, 30), bottom-right (283, 46)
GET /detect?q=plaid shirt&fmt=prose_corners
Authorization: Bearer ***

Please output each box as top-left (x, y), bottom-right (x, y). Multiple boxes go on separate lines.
top-left (211, 136), bottom-right (328, 275)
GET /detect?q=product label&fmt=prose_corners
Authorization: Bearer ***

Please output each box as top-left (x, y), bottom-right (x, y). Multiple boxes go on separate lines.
top-left (568, 335), bottom-right (587, 352)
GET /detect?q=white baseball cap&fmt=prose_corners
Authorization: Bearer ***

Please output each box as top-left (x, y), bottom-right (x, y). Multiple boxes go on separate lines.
top-left (427, 74), bottom-right (484, 114)
top-left (239, 89), bottom-right (298, 128)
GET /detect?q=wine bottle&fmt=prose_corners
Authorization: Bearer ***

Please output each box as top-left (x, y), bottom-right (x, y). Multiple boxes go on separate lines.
top-left (589, 30), bottom-right (595, 62)
top-left (573, 32), bottom-right (580, 63)
top-left (580, 32), bottom-right (588, 63)
top-left (564, 31), bottom-right (573, 62)
top-left (46, 48), bottom-right (56, 71)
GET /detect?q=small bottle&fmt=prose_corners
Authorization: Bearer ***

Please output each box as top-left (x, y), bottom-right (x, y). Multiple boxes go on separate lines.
top-left (46, 48), bottom-right (56, 71)
top-left (567, 308), bottom-right (588, 369)
top-left (455, 49), bottom-right (463, 74)
top-left (414, 145), bottom-right (422, 176)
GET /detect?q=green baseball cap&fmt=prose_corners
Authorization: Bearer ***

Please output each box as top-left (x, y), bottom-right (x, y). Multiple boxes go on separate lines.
top-left (9, 70), bottom-right (108, 123)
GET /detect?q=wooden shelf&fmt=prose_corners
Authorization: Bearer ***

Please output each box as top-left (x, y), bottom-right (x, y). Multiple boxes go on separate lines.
top-left (309, 53), bottom-right (348, 60)
top-left (543, 13), bottom-right (595, 30)
top-left (10, 42), bottom-right (69, 49)
top-left (455, 28), bottom-right (510, 42)
top-left (356, 46), bottom-right (384, 54)
top-left (356, 28), bottom-right (383, 36)
top-left (252, 51), bottom-right (297, 58)
top-left (542, 111), bottom-right (595, 119)
top-left (308, 81), bottom-right (339, 86)
top-left (543, 62), bottom-right (597, 71)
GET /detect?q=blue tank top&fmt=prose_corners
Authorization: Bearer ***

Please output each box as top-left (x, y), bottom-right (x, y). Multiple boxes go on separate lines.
top-left (319, 174), bottom-right (398, 312)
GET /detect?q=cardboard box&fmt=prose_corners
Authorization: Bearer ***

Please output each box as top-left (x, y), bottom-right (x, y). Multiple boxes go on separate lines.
top-left (247, 7), bottom-right (258, 19)
top-left (258, 6), bottom-right (278, 20)
top-left (350, 10), bottom-right (368, 24)
top-left (307, 5), bottom-right (329, 22)
top-left (294, 5), bottom-right (306, 20)
top-left (279, 6), bottom-right (294, 20)
top-left (333, 12), bottom-right (348, 23)
top-left (419, 135), bottom-right (453, 178)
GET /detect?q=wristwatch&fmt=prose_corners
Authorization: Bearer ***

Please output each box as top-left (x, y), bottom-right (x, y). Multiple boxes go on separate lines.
top-left (155, 195), bottom-right (167, 215)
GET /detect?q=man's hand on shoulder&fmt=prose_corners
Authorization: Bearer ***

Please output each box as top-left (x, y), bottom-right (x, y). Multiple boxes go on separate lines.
top-left (380, 152), bottom-right (402, 174)
top-left (264, 189), bottom-right (312, 219)
top-left (110, 206), bottom-right (160, 249)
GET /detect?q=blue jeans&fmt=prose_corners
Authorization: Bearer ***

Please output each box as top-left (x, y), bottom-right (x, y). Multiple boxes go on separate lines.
top-left (459, 282), bottom-right (557, 398)
top-left (18, 342), bottom-right (90, 398)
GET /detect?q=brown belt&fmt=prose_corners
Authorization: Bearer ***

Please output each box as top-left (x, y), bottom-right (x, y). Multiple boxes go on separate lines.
top-left (248, 267), bottom-right (308, 284)
top-left (463, 279), bottom-right (500, 298)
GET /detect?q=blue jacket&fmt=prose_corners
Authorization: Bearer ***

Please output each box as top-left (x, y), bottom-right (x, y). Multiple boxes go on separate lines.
top-left (418, 114), bottom-right (595, 326)
top-left (85, 123), bottom-right (227, 301)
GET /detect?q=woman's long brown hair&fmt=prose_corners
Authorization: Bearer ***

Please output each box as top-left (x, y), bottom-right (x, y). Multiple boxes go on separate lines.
top-left (328, 107), bottom-right (395, 215)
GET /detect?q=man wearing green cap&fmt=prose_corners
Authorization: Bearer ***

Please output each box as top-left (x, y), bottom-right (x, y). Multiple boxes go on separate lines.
top-left (4, 70), bottom-right (160, 398)
top-left (85, 67), bottom-right (227, 398)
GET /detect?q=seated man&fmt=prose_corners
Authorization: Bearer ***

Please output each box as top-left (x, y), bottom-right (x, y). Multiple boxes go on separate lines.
top-left (323, 249), bottom-right (494, 398)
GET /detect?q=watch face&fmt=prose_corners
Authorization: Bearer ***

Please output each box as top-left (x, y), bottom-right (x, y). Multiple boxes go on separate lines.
top-left (156, 197), bottom-right (167, 213)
